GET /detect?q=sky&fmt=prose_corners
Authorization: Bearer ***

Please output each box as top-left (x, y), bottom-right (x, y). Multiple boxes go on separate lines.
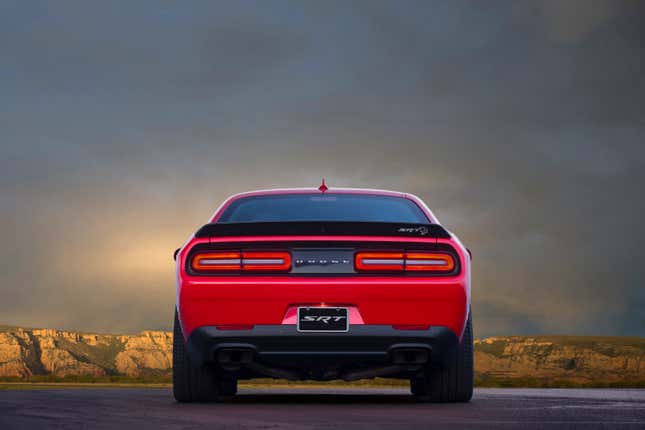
top-left (1, 0), bottom-right (644, 337)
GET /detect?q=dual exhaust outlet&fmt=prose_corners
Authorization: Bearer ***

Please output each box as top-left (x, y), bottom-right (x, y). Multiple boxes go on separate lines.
top-left (215, 346), bottom-right (429, 381)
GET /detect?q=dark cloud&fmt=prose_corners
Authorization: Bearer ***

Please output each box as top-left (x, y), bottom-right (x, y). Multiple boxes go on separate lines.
top-left (1, 0), bottom-right (643, 335)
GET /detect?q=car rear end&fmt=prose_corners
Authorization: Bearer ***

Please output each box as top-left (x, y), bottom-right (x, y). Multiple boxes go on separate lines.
top-left (173, 189), bottom-right (473, 402)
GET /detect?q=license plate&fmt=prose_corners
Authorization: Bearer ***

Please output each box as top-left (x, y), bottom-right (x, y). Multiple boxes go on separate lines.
top-left (297, 307), bottom-right (349, 332)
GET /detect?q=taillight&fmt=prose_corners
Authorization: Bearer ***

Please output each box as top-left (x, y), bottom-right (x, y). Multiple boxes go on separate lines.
top-left (354, 251), bottom-right (456, 273)
top-left (191, 251), bottom-right (291, 273)
top-left (192, 251), bottom-right (241, 271)
top-left (404, 252), bottom-right (455, 272)
top-left (354, 252), bottom-right (404, 271)
top-left (241, 251), bottom-right (291, 271)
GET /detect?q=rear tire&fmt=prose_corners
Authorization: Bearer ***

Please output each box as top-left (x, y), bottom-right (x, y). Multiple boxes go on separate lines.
top-left (217, 378), bottom-right (238, 396)
top-left (411, 310), bottom-right (474, 403)
top-left (173, 309), bottom-right (237, 402)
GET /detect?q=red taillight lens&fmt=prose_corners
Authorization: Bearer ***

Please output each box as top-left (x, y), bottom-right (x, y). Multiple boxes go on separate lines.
top-left (191, 251), bottom-right (291, 273)
top-left (192, 251), bottom-right (241, 271)
top-left (355, 252), bottom-right (404, 271)
top-left (241, 251), bottom-right (291, 271)
top-left (404, 252), bottom-right (455, 272)
top-left (354, 251), bottom-right (456, 273)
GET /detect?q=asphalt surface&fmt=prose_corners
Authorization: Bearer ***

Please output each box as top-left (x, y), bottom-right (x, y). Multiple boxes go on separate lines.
top-left (1, 387), bottom-right (644, 429)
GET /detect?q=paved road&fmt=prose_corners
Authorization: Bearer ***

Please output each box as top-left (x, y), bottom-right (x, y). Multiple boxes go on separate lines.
top-left (1, 387), bottom-right (644, 429)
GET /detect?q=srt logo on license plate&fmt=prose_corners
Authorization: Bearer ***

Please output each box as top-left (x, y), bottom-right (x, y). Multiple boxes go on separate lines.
top-left (300, 315), bottom-right (346, 323)
top-left (297, 307), bottom-right (349, 332)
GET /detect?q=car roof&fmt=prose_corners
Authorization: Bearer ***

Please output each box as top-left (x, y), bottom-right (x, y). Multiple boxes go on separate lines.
top-left (224, 187), bottom-right (407, 199)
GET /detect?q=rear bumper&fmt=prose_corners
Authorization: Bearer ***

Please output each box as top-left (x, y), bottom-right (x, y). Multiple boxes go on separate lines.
top-left (186, 324), bottom-right (459, 380)
top-left (179, 277), bottom-right (469, 339)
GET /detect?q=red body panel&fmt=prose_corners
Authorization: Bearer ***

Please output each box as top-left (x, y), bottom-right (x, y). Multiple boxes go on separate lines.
top-left (176, 188), bottom-right (470, 342)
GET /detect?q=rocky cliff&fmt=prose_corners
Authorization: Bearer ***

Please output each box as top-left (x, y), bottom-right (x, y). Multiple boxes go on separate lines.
top-left (1, 326), bottom-right (643, 385)
top-left (475, 336), bottom-right (644, 385)
top-left (0, 326), bottom-right (171, 378)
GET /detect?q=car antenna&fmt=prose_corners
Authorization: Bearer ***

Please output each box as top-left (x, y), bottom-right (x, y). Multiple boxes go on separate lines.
top-left (318, 178), bottom-right (328, 193)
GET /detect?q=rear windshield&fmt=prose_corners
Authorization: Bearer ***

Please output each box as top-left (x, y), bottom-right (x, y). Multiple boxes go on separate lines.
top-left (217, 194), bottom-right (429, 223)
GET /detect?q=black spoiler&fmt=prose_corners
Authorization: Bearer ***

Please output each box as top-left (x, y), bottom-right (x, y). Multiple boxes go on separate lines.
top-left (194, 221), bottom-right (451, 239)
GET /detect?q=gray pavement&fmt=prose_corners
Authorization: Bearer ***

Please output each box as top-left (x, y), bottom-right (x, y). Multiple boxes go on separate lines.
top-left (0, 387), bottom-right (644, 429)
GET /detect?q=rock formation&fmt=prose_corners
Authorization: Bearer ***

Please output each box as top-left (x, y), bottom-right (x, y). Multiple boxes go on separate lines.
top-left (1, 326), bottom-right (643, 385)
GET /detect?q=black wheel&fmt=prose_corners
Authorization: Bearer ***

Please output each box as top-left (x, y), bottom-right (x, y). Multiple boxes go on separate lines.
top-left (217, 378), bottom-right (238, 396)
top-left (173, 309), bottom-right (237, 402)
top-left (411, 310), bottom-right (474, 403)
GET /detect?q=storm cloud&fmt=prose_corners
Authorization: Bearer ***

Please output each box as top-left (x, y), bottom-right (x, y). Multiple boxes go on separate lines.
top-left (1, 0), bottom-right (644, 336)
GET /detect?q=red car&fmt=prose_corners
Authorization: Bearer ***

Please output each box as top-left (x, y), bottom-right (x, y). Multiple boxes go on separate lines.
top-left (173, 184), bottom-right (473, 402)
